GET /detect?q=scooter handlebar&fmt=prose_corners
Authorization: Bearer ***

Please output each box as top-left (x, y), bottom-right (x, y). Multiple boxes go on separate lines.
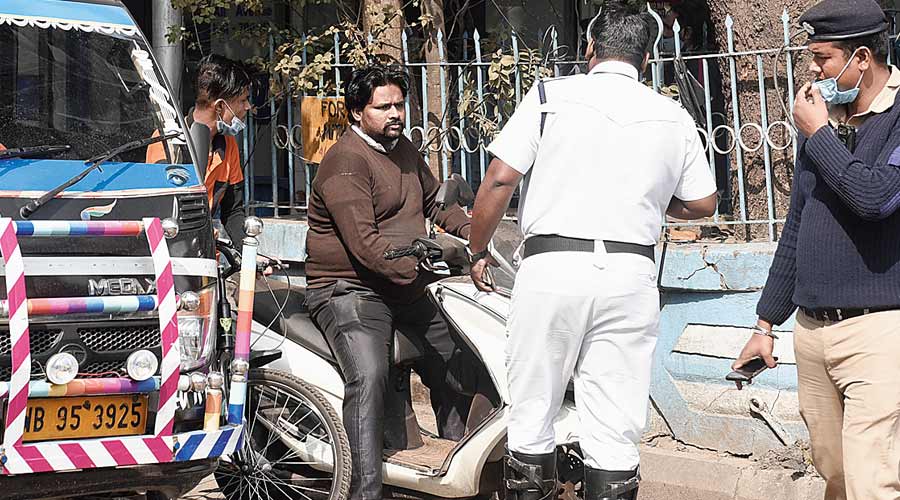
top-left (384, 237), bottom-right (470, 276)
top-left (383, 241), bottom-right (429, 261)
top-left (217, 238), bottom-right (242, 271)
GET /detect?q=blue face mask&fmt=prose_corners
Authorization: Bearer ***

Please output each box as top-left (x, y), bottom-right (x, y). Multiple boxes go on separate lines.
top-left (216, 100), bottom-right (246, 136)
top-left (813, 48), bottom-right (865, 105)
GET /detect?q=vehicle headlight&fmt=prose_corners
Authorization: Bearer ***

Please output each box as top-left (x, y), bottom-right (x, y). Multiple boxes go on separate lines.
top-left (177, 284), bottom-right (217, 371)
top-left (126, 350), bottom-right (159, 381)
top-left (46, 352), bottom-right (79, 385)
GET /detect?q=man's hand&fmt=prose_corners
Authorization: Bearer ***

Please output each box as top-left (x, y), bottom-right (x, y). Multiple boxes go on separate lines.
top-left (793, 82), bottom-right (829, 138)
top-left (256, 255), bottom-right (274, 276)
top-left (468, 159), bottom-right (522, 285)
top-left (732, 319), bottom-right (777, 373)
top-left (732, 334), bottom-right (776, 370)
top-left (470, 254), bottom-right (499, 292)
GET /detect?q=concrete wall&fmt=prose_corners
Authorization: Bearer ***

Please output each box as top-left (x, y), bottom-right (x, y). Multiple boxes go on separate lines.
top-left (655, 243), bottom-right (803, 457)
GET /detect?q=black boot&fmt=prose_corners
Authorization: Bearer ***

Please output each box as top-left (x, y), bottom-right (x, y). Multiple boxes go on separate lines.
top-left (583, 467), bottom-right (640, 500)
top-left (503, 451), bottom-right (557, 500)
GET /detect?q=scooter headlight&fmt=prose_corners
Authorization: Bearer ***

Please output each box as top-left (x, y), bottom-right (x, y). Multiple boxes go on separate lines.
top-left (177, 285), bottom-right (217, 371)
top-left (126, 350), bottom-right (159, 381)
top-left (46, 352), bottom-right (79, 385)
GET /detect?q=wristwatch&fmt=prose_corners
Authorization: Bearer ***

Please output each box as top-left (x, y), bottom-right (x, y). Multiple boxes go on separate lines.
top-left (751, 325), bottom-right (779, 340)
top-left (467, 246), bottom-right (490, 263)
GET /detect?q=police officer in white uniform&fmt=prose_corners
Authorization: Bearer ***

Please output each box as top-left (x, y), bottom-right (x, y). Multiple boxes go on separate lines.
top-left (467, 2), bottom-right (718, 499)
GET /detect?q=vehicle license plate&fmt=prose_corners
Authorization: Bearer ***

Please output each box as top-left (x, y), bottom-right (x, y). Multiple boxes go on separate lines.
top-left (22, 394), bottom-right (149, 442)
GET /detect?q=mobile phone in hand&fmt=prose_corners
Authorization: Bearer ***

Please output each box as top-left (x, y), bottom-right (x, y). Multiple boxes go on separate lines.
top-left (726, 356), bottom-right (778, 390)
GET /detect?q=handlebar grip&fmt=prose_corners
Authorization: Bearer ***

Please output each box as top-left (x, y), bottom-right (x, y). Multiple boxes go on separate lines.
top-left (384, 247), bottom-right (416, 260)
top-left (256, 259), bottom-right (288, 273)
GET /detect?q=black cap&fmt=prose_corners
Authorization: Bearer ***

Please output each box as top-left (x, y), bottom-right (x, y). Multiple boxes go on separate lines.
top-left (798, 0), bottom-right (888, 41)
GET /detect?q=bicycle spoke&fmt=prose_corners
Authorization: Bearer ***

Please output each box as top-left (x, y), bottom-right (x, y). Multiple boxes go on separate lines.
top-left (264, 473), bottom-right (316, 500)
top-left (217, 374), bottom-right (342, 500)
top-left (271, 445), bottom-right (311, 468)
top-left (257, 388), bottom-right (293, 454)
top-left (260, 471), bottom-right (273, 500)
top-left (256, 474), bottom-right (322, 498)
top-left (249, 473), bottom-right (265, 499)
top-left (270, 460), bottom-right (324, 467)
top-left (247, 385), bottom-right (261, 445)
top-left (259, 392), bottom-right (311, 458)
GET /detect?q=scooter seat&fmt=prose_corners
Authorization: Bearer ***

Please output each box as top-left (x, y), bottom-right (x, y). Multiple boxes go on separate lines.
top-left (254, 278), bottom-right (337, 364)
top-left (253, 278), bottom-right (426, 366)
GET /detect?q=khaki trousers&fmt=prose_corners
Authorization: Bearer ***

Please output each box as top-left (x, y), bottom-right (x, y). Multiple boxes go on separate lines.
top-left (794, 310), bottom-right (900, 500)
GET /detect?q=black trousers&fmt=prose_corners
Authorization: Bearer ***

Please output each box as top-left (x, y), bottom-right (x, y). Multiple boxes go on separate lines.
top-left (306, 280), bottom-right (471, 500)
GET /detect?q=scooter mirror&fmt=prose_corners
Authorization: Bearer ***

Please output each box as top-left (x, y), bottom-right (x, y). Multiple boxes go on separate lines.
top-left (188, 121), bottom-right (210, 179)
top-left (435, 174), bottom-right (475, 208)
top-left (452, 174), bottom-right (475, 206)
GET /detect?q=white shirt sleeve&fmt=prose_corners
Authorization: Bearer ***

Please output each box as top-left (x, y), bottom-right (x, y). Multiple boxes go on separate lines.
top-left (673, 113), bottom-right (717, 201)
top-left (485, 82), bottom-right (543, 174)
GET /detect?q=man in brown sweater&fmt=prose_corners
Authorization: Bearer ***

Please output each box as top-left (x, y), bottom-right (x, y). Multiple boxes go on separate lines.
top-left (305, 64), bottom-right (473, 500)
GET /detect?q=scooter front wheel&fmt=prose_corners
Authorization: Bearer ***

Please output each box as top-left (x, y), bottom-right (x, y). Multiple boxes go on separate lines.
top-left (214, 368), bottom-right (352, 500)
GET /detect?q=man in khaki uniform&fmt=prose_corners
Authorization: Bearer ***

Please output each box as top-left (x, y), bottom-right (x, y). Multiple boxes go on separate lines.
top-left (734, 1), bottom-right (900, 498)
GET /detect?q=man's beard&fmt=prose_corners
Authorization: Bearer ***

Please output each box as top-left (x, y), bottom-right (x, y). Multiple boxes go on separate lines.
top-left (382, 120), bottom-right (404, 139)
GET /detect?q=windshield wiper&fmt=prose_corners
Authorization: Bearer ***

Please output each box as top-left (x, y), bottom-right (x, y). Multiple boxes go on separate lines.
top-left (0, 144), bottom-right (71, 161)
top-left (19, 132), bottom-right (181, 219)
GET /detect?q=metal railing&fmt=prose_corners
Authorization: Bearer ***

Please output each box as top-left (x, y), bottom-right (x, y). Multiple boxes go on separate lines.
top-left (240, 7), bottom-right (898, 242)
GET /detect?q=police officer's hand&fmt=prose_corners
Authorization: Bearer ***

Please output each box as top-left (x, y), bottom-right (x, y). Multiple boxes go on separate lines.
top-left (732, 319), bottom-right (777, 372)
top-left (793, 82), bottom-right (829, 138)
top-left (470, 254), bottom-right (499, 292)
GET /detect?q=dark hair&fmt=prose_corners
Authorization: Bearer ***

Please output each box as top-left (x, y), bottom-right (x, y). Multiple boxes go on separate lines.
top-left (344, 64), bottom-right (410, 123)
top-left (591, 0), bottom-right (657, 70)
top-left (833, 30), bottom-right (890, 65)
top-left (195, 54), bottom-right (252, 107)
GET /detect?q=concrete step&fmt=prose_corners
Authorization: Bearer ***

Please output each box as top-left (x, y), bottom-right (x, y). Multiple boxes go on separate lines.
top-left (638, 444), bottom-right (824, 500)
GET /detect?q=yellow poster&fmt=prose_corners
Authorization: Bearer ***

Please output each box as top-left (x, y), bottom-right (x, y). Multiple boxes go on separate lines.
top-left (301, 97), bottom-right (349, 163)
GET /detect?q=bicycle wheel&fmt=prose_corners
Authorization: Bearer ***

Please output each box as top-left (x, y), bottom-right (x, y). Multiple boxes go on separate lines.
top-left (215, 368), bottom-right (351, 500)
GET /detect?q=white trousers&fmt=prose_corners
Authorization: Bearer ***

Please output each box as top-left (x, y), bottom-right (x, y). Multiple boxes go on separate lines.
top-left (506, 251), bottom-right (660, 471)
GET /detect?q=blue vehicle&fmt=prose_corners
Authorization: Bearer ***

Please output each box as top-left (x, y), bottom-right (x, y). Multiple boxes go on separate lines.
top-left (0, 1), bottom-right (272, 497)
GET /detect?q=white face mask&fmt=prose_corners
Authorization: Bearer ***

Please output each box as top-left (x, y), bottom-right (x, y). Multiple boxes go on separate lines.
top-left (813, 47), bottom-right (866, 105)
top-left (216, 100), bottom-right (246, 136)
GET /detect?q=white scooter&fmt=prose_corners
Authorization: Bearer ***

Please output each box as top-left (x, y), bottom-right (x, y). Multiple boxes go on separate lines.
top-left (225, 177), bottom-right (584, 500)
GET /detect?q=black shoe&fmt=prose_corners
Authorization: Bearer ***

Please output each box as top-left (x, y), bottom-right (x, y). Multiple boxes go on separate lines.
top-left (583, 467), bottom-right (639, 500)
top-left (503, 451), bottom-right (557, 500)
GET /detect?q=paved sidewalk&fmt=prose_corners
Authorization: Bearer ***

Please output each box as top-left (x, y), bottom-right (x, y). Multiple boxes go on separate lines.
top-left (638, 440), bottom-right (824, 500)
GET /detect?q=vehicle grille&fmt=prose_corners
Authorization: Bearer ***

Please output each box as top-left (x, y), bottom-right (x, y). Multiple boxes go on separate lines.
top-left (0, 361), bottom-right (43, 381)
top-left (0, 328), bottom-right (63, 357)
top-left (0, 321), bottom-right (162, 381)
top-left (178, 193), bottom-right (209, 231)
top-left (79, 361), bottom-right (127, 378)
top-left (0, 361), bottom-right (129, 379)
top-left (79, 325), bottom-right (160, 352)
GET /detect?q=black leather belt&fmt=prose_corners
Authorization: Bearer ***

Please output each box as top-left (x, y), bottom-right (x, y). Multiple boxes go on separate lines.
top-left (523, 235), bottom-right (655, 263)
top-left (801, 306), bottom-right (896, 322)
